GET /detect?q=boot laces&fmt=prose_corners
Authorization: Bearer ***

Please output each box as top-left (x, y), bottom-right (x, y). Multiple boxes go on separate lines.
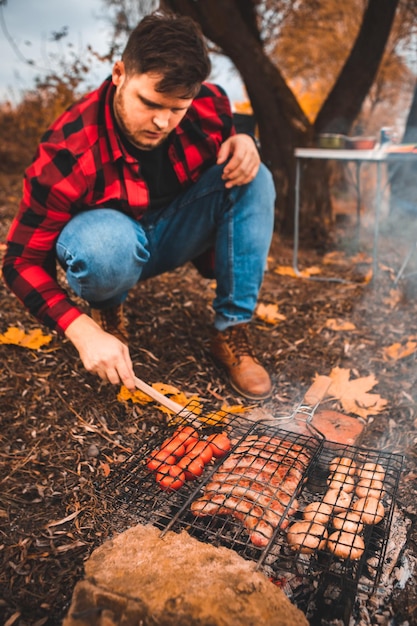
top-left (227, 325), bottom-right (254, 359)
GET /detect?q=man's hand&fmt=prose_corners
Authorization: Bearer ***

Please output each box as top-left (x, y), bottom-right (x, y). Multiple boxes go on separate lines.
top-left (64, 314), bottom-right (136, 391)
top-left (217, 133), bottom-right (260, 188)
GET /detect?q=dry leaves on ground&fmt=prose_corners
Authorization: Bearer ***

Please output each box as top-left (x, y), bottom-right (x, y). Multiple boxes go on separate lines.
top-left (0, 325), bottom-right (53, 349)
top-left (255, 302), bottom-right (286, 324)
top-left (382, 339), bottom-right (417, 361)
top-left (274, 264), bottom-right (322, 278)
top-left (117, 382), bottom-right (201, 413)
top-left (316, 366), bottom-right (388, 419)
top-left (117, 383), bottom-right (251, 425)
top-left (324, 318), bottom-right (356, 331)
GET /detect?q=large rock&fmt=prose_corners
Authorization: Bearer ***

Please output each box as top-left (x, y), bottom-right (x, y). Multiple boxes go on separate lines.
top-left (64, 523), bottom-right (308, 626)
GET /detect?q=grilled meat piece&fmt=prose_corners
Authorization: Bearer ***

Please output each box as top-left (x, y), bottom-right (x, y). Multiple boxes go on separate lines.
top-left (191, 434), bottom-right (309, 547)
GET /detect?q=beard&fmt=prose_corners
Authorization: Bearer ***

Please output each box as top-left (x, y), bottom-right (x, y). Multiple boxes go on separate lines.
top-left (112, 89), bottom-right (169, 151)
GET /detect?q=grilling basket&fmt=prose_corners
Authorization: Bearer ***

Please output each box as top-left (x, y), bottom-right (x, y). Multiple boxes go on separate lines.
top-left (98, 375), bottom-right (403, 625)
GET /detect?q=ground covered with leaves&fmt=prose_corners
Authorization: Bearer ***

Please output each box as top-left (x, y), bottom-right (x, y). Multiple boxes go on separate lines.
top-left (1, 172), bottom-right (417, 625)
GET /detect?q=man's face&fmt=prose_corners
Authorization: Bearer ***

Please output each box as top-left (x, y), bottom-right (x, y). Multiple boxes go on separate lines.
top-left (112, 62), bottom-right (194, 150)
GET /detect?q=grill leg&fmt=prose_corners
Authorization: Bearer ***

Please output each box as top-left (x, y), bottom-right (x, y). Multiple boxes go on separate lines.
top-left (307, 574), bottom-right (356, 626)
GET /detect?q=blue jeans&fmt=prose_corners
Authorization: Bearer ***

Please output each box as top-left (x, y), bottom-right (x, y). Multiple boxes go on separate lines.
top-left (56, 163), bottom-right (275, 330)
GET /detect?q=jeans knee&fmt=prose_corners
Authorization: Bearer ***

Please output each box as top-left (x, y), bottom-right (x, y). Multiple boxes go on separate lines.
top-left (254, 163), bottom-right (276, 207)
top-left (229, 163), bottom-right (275, 226)
top-left (56, 209), bottom-right (149, 301)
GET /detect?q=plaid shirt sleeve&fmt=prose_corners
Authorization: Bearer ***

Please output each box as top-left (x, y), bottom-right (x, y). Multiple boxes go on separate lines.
top-left (3, 140), bottom-right (89, 334)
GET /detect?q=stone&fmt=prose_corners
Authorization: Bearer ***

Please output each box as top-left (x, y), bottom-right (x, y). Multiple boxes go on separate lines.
top-left (63, 523), bottom-right (308, 626)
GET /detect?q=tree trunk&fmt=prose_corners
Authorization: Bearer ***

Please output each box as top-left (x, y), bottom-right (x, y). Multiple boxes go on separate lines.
top-left (315, 0), bottom-right (400, 134)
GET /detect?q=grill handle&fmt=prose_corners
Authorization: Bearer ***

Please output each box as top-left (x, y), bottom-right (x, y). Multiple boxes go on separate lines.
top-left (303, 375), bottom-right (332, 408)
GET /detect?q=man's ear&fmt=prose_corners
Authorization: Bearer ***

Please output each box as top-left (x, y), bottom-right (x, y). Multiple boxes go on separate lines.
top-left (112, 61), bottom-right (125, 87)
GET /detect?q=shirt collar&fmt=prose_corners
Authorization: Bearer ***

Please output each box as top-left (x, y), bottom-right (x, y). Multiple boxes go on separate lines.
top-left (103, 79), bottom-right (137, 164)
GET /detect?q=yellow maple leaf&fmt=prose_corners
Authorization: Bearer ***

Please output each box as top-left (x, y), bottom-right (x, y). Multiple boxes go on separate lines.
top-left (198, 410), bottom-right (227, 426)
top-left (256, 302), bottom-right (286, 325)
top-left (319, 367), bottom-right (387, 419)
top-left (322, 251), bottom-right (347, 266)
top-left (152, 383), bottom-right (202, 412)
top-left (382, 341), bottom-right (417, 361)
top-left (0, 326), bottom-right (52, 350)
top-left (199, 402), bottom-right (254, 426)
top-left (274, 265), bottom-right (321, 278)
top-left (117, 385), bottom-right (153, 405)
top-left (221, 404), bottom-right (253, 414)
top-left (118, 382), bottom-right (202, 417)
top-left (325, 319), bottom-right (356, 331)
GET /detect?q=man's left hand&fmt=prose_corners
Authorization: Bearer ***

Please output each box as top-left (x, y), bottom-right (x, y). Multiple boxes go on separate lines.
top-left (217, 134), bottom-right (260, 188)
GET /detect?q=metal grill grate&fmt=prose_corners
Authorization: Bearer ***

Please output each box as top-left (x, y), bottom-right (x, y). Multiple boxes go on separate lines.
top-left (99, 406), bottom-right (403, 622)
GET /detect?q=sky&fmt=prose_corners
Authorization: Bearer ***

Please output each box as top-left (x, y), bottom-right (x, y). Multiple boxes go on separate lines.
top-left (0, 0), bottom-right (246, 106)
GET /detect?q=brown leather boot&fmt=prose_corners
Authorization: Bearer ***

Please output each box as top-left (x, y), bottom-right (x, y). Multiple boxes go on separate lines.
top-left (91, 304), bottom-right (129, 345)
top-left (210, 323), bottom-right (272, 400)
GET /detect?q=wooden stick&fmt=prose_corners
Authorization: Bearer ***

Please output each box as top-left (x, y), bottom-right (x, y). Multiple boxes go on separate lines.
top-left (133, 376), bottom-right (202, 426)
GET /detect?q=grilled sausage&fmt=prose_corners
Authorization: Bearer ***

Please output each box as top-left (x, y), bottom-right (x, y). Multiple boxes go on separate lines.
top-left (191, 433), bottom-right (308, 547)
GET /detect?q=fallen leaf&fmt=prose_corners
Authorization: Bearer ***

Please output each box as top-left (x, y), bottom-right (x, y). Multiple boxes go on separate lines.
top-left (161, 398), bottom-right (203, 418)
top-left (198, 410), bottom-right (227, 426)
top-left (117, 382), bottom-right (202, 416)
top-left (199, 403), bottom-right (254, 426)
top-left (316, 367), bottom-right (387, 419)
top-left (0, 326), bottom-right (52, 350)
top-left (152, 382), bottom-right (199, 410)
top-left (382, 341), bottom-right (417, 361)
top-left (361, 268), bottom-right (373, 284)
top-left (153, 382), bottom-right (184, 396)
top-left (325, 318), bottom-right (356, 331)
top-left (221, 404), bottom-right (253, 414)
top-left (322, 251), bottom-right (347, 266)
top-left (383, 288), bottom-right (402, 309)
top-left (256, 302), bottom-right (286, 324)
top-left (117, 386), bottom-right (153, 405)
top-left (351, 252), bottom-right (372, 264)
top-left (274, 265), bottom-right (321, 278)
top-left (99, 461), bottom-right (111, 477)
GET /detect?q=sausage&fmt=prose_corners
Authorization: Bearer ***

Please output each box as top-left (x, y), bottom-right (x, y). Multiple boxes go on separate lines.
top-left (191, 433), bottom-right (307, 547)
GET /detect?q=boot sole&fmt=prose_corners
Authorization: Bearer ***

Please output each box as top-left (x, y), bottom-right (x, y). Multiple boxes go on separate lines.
top-left (228, 376), bottom-right (273, 401)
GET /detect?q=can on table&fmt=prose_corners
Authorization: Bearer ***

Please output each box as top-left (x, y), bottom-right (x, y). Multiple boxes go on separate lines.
top-left (380, 127), bottom-right (393, 145)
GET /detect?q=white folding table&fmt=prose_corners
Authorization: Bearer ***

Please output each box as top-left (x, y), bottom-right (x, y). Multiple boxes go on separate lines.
top-left (293, 147), bottom-right (388, 281)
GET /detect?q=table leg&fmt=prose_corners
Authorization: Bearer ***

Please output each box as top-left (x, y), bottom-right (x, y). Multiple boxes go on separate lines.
top-left (373, 161), bottom-right (382, 278)
top-left (293, 157), bottom-right (302, 276)
top-left (355, 162), bottom-right (361, 246)
top-left (292, 157), bottom-right (349, 283)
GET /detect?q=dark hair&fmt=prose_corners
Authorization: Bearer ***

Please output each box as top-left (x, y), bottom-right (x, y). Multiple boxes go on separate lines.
top-left (122, 12), bottom-right (211, 98)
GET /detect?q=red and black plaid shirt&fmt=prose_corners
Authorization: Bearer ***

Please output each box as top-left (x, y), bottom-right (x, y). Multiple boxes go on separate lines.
top-left (2, 78), bottom-right (234, 334)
